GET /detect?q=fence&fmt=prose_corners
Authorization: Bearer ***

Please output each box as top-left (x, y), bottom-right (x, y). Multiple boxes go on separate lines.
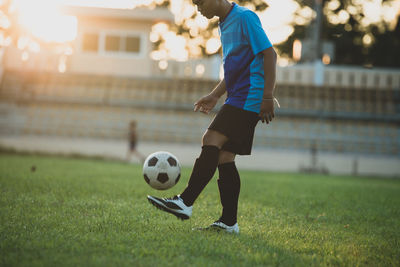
top-left (152, 60), bottom-right (400, 89)
top-left (275, 64), bottom-right (400, 89)
top-left (0, 70), bottom-right (399, 156)
top-left (4, 46), bottom-right (400, 89)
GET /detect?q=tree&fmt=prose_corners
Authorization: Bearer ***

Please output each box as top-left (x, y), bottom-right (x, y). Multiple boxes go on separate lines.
top-left (150, 0), bottom-right (269, 62)
top-left (276, 0), bottom-right (400, 67)
top-left (368, 15), bottom-right (400, 68)
top-left (0, 0), bottom-right (20, 47)
top-left (2, 0), bottom-right (398, 68)
top-left (157, 0), bottom-right (399, 68)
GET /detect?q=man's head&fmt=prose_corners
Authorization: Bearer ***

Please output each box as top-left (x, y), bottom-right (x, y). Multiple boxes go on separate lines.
top-left (192, 0), bottom-right (217, 19)
top-left (192, 0), bottom-right (231, 20)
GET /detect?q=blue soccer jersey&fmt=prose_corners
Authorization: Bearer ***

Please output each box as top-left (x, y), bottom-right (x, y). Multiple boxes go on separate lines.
top-left (219, 3), bottom-right (272, 113)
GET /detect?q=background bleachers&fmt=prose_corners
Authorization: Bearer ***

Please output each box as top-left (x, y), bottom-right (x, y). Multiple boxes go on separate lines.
top-left (0, 70), bottom-right (399, 156)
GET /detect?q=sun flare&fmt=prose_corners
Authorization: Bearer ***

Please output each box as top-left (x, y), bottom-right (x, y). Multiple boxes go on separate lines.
top-left (9, 0), bottom-right (400, 56)
top-left (14, 0), bottom-right (77, 43)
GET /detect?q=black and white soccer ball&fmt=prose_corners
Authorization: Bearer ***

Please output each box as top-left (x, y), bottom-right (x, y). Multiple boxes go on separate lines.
top-left (143, 151), bottom-right (181, 190)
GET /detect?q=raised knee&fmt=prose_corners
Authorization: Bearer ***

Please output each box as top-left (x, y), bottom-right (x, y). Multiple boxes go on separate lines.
top-left (202, 130), bottom-right (228, 148)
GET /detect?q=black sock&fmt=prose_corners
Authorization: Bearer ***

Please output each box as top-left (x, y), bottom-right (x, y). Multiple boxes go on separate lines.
top-left (180, 145), bottom-right (220, 206)
top-left (217, 161), bottom-right (240, 226)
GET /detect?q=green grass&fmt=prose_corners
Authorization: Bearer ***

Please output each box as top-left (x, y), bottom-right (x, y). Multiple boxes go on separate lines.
top-left (1, 153), bottom-right (399, 266)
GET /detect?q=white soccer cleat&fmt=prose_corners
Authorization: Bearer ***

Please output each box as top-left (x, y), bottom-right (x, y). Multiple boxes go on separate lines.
top-left (195, 220), bottom-right (239, 234)
top-left (147, 195), bottom-right (192, 220)
top-left (209, 221), bottom-right (239, 234)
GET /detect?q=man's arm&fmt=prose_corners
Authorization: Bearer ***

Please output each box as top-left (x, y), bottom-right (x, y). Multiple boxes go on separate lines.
top-left (259, 47), bottom-right (277, 123)
top-left (262, 47), bottom-right (277, 98)
top-left (194, 79), bottom-right (226, 114)
top-left (209, 78), bottom-right (226, 98)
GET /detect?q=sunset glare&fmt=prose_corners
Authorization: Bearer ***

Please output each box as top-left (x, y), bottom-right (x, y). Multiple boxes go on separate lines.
top-left (14, 0), bottom-right (77, 43)
top-left (8, 0), bottom-right (400, 60)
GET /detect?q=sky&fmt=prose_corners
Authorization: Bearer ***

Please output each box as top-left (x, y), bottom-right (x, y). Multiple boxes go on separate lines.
top-left (4, 0), bottom-right (400, 60)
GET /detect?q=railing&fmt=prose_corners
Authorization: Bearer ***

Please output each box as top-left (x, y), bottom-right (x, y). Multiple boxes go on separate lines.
top-left (3, 46), bottom-right (400, 89)
top-left (152, 60), bottom-right (400, 89)
top-left (0, 70), bottom-right (399, 156)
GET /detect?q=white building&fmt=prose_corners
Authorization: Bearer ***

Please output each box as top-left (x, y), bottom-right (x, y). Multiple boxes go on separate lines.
top-left (2, 6), bottom-right (174, 78)
top-left (65, 6), bottom-right (173, 77)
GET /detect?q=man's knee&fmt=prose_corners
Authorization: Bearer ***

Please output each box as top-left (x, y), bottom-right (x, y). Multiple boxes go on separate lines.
top-left (202, 129), bottom-right (228, 148)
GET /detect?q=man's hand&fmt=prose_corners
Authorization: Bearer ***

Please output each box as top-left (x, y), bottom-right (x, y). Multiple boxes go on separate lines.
top-left (259, 99), bottom-right (275, 124)
top-left (194, 94), bottom-right (219, 114)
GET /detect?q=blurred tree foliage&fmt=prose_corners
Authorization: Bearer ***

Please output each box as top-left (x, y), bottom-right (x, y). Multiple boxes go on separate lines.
top-left (1, 0), bottom-right (399, 68)
top-left (278, 0), bottom-right (400, 67)
top-left (164, 0), bottom-right (399, 68)
top-left (0, 0), bottom-right (42, 49)
top-left (0, 0), bottom-right (18, 43)
top-left (162, 0), bottom-right (269, 58)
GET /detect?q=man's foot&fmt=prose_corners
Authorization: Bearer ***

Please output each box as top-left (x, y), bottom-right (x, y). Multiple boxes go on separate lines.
top-left (194, 220), bottom-right (239, 234)
top-left (147, 195), bottom-right (192, 220)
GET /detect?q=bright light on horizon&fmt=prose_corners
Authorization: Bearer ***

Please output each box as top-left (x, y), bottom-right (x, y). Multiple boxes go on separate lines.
top-left (64, 0), bottom-right (154, 9)
top-left (12, 0), bottom-right (155, 43)
top-left (9, 0), bottom-right (400, 59)
top-left (14, 0), bottom-right (77, 43)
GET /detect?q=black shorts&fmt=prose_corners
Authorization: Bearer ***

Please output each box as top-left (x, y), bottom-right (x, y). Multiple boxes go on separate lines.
top-left (208, 104), bottom-right (259, 155)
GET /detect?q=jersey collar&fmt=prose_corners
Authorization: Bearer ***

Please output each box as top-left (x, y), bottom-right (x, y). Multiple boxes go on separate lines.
top-left (219, 2), bottom-right (235, 24)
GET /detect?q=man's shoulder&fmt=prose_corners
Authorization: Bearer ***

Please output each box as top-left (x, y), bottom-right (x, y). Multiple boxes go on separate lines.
top-left (233, 5), bottom-right (259, 23)
top-left (234, 5), bottom-right (256, 16)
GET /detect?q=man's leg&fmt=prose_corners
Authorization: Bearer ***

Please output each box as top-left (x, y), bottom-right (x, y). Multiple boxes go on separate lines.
top-left (147, 129), bottom-right (228, 220)
top-left (217, 151), bottom-right (240, 226)
top-left (179, 129), bottom-right (228, 206)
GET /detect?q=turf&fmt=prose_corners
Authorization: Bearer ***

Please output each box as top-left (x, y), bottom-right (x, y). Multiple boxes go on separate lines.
top-left (0, 153), bottom-right (399, 266)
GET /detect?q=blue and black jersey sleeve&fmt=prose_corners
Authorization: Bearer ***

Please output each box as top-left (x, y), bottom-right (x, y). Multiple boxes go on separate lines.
top-left (241, 10), bottom-right (272, 55)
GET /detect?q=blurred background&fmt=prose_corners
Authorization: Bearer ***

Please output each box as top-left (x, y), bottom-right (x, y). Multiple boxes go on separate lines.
top-left (0, 0), bottom-right (399, 176)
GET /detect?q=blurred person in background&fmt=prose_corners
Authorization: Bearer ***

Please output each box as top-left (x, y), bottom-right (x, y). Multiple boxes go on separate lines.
top-left (126, 120), bottom-right (145, 163)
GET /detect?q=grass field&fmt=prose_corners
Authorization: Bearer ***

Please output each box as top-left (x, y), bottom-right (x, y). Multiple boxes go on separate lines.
top-left (0, 153), bottom-right (399, 266)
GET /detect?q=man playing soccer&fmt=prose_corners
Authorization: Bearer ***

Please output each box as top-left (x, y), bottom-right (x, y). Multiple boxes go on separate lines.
top-left (147, 0), bottom-right (277, 234)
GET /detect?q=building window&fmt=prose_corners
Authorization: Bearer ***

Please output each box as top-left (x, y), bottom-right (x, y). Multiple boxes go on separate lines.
top-left (104, 34), bottom-right (141, 54)
top-left (81, 32), bottom-right (142, 55)
top-left (125, 36), bottom-right (141, 53)
top-left (105, 35), bottom-right (121, 52)
top-left (82, 33), bottom-right (99, 52)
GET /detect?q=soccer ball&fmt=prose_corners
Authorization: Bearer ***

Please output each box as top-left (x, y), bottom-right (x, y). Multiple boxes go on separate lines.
top-left (143, 151), bottom-right (181, 190)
